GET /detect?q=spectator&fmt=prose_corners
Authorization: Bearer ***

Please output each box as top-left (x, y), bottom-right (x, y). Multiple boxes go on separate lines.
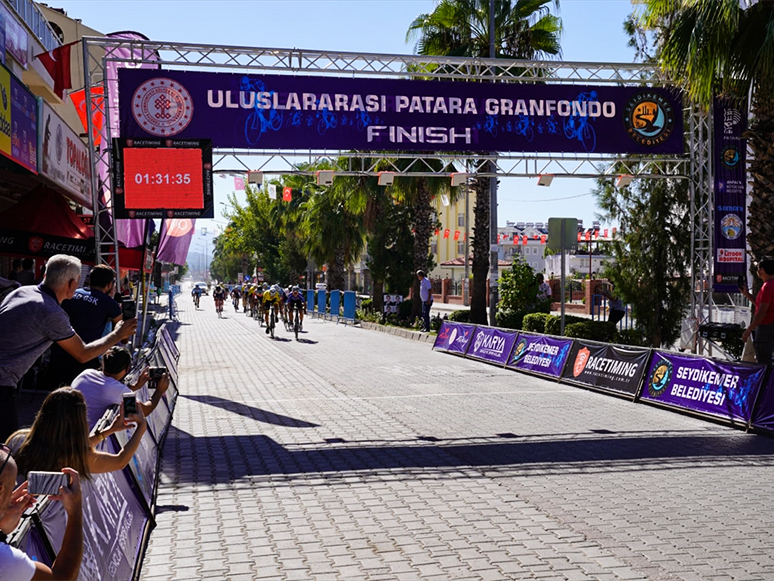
top-left (45, 264), bottom-right (123, 389)
top-left (0, 255), bottom-right (137, 442)
top-left (72, 346), bottom-right (170, 429)
top-left (416, 270), bottom-right (433, 332)
top-left (599, 285), bottom-right (626, 326)
top-left (6, 259), bottom-right (21, 282)
top-left (10, 387), bottom-right (147, 480)
top-left (15, 259), bottom-right (35, 287)
top-left (741, 257), bottom-right (774, 364)
top-left (535, 273), bottom-right (552, 313)
top-left (0, 448), bottom-right (84, 581)
top-left (0, 276), bottom-right (19, 304)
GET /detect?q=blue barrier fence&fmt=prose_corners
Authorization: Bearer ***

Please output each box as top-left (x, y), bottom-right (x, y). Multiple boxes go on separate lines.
top-left (317, 290), bottom-right (326, 315)
top-left (342, 291), bottom-right (356, 322)
top-left (329, 291), bottom-right (340, 318)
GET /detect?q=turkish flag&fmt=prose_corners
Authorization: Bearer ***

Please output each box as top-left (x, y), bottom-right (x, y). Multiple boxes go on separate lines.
top-left (434, 229), bottom-right (439, 236)
top-left (36, 42), bottom-right (77, 99)
top-left (454, 230), bottom-right (460, 240)
top-left (283, 187), bottom-right (292, 201)
top-left (443, 229), bottom-right (450, 239)
top-left (540, 235), bottom-right (547, 244)
top-left (577, 232), bottom-right (582, 242)
top-left (603, 228), bottom-right (609, 238)
top-left (585, 231), bottom-right (591, 240)
top-left (69, 87), bottom-right (105, 146)
top-left (513, 234), bottom-right (518, 244)
top-left (522, 236), bottom-right (528, 245)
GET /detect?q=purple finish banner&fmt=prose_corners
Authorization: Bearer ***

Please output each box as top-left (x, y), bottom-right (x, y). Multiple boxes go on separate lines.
top-left (466, 327), bottom-right (517, 365)
top-left (119, 68), bottom-right (683, 154)
top-left (506, 333), bottom-right (573, 378)
top-left (751, 371), bottom-right (774, 432)
top-left (641, 351), bottom-right (765, 423)
top-left (713, 98), bottom-right (747, 292)
top-left (433, 321), bottom-right (475, 355)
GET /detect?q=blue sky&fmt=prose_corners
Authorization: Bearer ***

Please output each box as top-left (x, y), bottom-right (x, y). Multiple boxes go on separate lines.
top-left (52, 0), bottom-right (638, 232)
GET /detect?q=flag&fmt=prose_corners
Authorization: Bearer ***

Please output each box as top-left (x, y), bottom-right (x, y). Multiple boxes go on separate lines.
top-left (268, 184), bottom-right (277, 199)
top-left (612, 227), bottom-right (617, 237)
top-left (513, 234), bottom-right (518, 244)
top-left (603, 228), bottom-right (608, 238)
top-left (522, 236), bottom-right (528, 245)
top-left (540, 235), bottom-right (547, 244)
top-left (435, 229), bottom-right (439, 236)
top-left (36, 41), bottom-right (76, 99)
top-left (157, 218), bottom-right (196, 265)
top-left (115, 219), bottom-right (148, 248)
top-left (454, 231), bottom-right (460, 240)
top-left (577, 232), bottom-right (582, 242)
top-left (585, 231), bottom-right (591, 240)
top-left (234, 176), bottom-right (245, 190)
top-left (69, 87), bottom-right (105, 146)
top-left (443, 229), bottom-right (450, 239)
top-left (283, 187), bottom-right (292, 201)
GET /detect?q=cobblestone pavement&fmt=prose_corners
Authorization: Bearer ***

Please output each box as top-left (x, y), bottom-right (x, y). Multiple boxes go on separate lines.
top-left (140, 294), bottom-right (774, 581)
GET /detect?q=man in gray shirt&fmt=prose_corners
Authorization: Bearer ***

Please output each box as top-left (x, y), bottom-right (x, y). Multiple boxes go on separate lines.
top-left (0, 254), bottom-right (137, 441)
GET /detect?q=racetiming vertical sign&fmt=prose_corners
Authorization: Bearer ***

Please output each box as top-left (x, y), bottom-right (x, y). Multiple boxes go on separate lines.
top-left (713, 98), bottom-right (747, 292)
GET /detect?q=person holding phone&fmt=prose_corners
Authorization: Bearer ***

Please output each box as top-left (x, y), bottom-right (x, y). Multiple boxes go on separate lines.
top-left (8, 387), bottom-right (146, 481)
top-left (0, 447), bottom-right (84, 581)
top-left (740, 257), bottom-right (774, 364)
top-left (0, 256), bottom-right (138, 442)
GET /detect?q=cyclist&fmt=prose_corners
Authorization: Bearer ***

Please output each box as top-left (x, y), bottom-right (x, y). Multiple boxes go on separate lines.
top-left (213, 284), bottom-right (227, 315)
top-left (286, 286), bottom-right (306, 330)
top-left (191, 285), bottom-right (202, 308)
top-left (231, 286), bottom-right (242, 311)
top-left (262, 284), bottom-right (283, 334)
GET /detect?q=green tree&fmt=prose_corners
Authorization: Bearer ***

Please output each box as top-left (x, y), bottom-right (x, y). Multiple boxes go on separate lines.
top-left (407, 0), bottom-right (562, 324)
top-left (638, 0), bottom-right (774, 292)
top-left (594, 163), bottom-right (691, 347)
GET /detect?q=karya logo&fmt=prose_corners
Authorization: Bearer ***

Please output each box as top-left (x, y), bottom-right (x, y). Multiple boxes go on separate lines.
top-left (573, 347), bottom-right (591, 377)
top-left (647, 358), bottom-right (672, 398)
top-left (132, 78), bottom-right (193, 137)
top-left (28, 236), bottom-right (44, 253)
top-left (624, 92), bottom-right (675, 147)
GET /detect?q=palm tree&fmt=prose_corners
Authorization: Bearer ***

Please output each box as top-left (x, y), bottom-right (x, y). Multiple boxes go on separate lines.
top-left (407, 0), bottom-right (562, 324)
top-left (640, 0), bottom-right (774, 290)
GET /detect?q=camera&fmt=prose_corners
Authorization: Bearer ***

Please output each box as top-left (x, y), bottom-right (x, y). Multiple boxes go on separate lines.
top-left (122, 299), bottom-right (137, 320)
top-left (122, 393), bottom-right (138, 417)
top-left (149, 366), bottom-right (166, 380)
top-left (28, 471), bottom-right (69, 496)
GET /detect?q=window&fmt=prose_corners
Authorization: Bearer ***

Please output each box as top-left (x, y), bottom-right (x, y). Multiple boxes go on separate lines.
top-left (457, 241), bottom-right (465, 255)
top-left (457, 213), bottom-right (465, 227)
top-left (431, 242), bottom-right (437, 255)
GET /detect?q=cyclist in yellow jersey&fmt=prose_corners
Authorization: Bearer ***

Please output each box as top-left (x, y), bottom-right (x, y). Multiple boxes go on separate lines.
top-left (262, 284), bottom-right (283, 333)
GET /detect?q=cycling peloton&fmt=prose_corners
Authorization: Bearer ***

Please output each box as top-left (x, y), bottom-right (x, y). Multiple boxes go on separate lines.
top-left (262, 284), bottom-right (283, 333)
top-left (213, 284), bottom-right (227, 315)
top-left (191, 284), bottom-right (203, 308)
top-left (230, 285), bottom-right (242, 311)
top-left (286, 286), bottom-right (306, 329)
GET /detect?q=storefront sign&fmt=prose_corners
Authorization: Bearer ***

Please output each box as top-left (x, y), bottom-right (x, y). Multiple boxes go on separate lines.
top-left (433, 321), bottom-right (476, 355)
top-left (39, 101), bottom-right (92, 207)
top-left (466, 327), bottom-right (517, 365)
top-left (641, 351), bottom-right (765, 423)
top-left (506, 333), bottom-right (572, 378)
top-left (119, 68), bottom-right (684, 154)
top-left (0, 64), bottom-right (37, 172)
top-left (562, 340), bottom-right (650, 397)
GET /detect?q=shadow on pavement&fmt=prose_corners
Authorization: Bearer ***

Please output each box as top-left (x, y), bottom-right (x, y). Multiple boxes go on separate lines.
top-left (161, 425), bottom-right (774, 484)
top-left (182, 394), bottom-right (320, 428)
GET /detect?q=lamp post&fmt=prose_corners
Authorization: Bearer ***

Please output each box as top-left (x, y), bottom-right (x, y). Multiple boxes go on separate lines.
top-left (487, 0), bottom-right (499, 326)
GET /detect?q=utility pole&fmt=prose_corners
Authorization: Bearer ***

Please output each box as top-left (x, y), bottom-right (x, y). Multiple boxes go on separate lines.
top-left (487, 0), bottom-right (499, 326)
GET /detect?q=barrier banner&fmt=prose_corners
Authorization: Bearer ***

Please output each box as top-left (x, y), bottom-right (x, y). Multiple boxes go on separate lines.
top-left (641, 351), bottom-right (766, 423)
top-left (118, 68), bottom-right (683, 155)
top-left (317, 290), bottom-right (326, 314)
top-left (466, 327), bottom-right (517, 365)
top-left (506, 334), bottom-right (572, 378)
top-left (39, 439), bottom-right (149, 580)
top-left (342, 290), bottom-right (356, 320)
top-left (433, 321), bottom-right (475, 355)
top-left (330, 291), bottom-right (340, 317)
top-left (19, 523), bottom-right (54, 568)
top-left (562, 340), bottom-right (650, 397)
top-left (750, 372), bottom-right (774, 431)
top-left (113, 425), bottom-right (158, 506)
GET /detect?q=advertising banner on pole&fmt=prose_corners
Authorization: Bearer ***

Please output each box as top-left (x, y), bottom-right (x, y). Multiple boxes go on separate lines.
top-left (0, 64), bottom-right (37, 173)
top-left (712, 97), bottom-right (747, 292)
top-left (506, 334), bottom-right (572, 378)
top-left (561, 340), bottom-right (650, 397)
top-left (750, 372), bottom-right (774, 432)
top-left (119, 68), bottom-right (683, 155)
top-left (433, 321), bottom-right (476, 355)
top-left (466, 327), bottom-right (517, 366)
top-left (641, 351), bottom-right (766, 423)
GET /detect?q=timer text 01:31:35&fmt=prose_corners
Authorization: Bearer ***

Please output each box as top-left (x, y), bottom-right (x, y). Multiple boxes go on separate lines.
top-left (134, 173), bottom-right (192, 185)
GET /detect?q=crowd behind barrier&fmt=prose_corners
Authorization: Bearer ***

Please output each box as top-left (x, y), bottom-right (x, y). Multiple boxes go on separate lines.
top-left (434, 321), bottom-right (774, 433)
top-left (7, 324), bottom-right (180, 581)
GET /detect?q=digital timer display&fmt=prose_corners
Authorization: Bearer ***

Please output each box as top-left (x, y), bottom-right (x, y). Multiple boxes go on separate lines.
top-left (123, 148), bottom-right (204, 209)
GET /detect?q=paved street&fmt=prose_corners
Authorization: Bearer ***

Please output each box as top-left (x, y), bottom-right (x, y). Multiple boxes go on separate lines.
top-left (140, 292), bottom-right (774, 581)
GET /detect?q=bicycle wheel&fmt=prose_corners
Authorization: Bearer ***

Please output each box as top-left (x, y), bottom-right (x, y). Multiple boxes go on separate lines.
top-left (294, 313), bottom-right (299, 340)
top-left (270, 311), bottom-right (275, 339)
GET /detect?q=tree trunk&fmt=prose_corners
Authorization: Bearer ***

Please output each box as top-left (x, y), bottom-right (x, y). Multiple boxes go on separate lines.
top-left (327, 246), bottom-right (346, 291)
top-left (469, 177), bottom-right (490, 325)
top-left (373, 280), bottom-right (384, 315)
top-left (411, 177), bottom-right (433, 319)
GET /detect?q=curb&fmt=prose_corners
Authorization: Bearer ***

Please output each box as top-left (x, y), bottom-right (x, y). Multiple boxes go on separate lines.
top-left (358, 321), bottom-right (436, 343)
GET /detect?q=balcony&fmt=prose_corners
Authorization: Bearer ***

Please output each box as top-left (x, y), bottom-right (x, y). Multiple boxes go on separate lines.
top-left (7, 0), bottom-right (61, 52)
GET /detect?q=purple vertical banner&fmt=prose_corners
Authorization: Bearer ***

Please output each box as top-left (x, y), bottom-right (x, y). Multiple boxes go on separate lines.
top-left (506, 333), bottom-right (573, 378)
top-left (713, 98), bottom-right (748, 292)
top-left (157, 218), bottom-right (196, 265)
top-left (641, 351), bottom-right (765, 423)
top-left (433, 321), bottom-right (476, 355)
top-left (751, 371), bottom-right (774, 432)
top-left (466, 327), bottom-right (518, 365)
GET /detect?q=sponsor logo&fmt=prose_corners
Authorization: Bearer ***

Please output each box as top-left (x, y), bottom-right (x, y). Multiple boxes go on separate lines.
top-left (132, 78), bottom-right (193, 137)
top-left (718, 248), bottom-right (744, 263)
top-left (511, 338), bottom-right (528, 363)
top-left (0, 85), bottom-right (6, 110)
top-left (720, 213), bottom-right (743, 240)
top-left (721, 146), bottom-right (740, 168)
top-left (647, 359), bottom-right (672, 398)
top-left (447, 328), bottom-right (457, 346)
top-left (573, 347), bottom-right (591, 377)
top-left (473, 331), bottom-right (506, 355)
top-left (722, 108), bottom-right (743, 135)
top-left (55, 122), bottom-right (63, 163)
top-left (623, 92), bottom-right (675, 147)
top-left (28, 236), bottom-right (44, 253)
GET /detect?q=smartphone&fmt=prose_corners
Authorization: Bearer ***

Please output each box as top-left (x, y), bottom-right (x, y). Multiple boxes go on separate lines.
top-left (149, 366), bottom-right (166, 380)
top-left (28, 471), bottom-right (68, 496)
top-left (122, 393), bottom-right (138, 417)
top-left (122, 299), bottom-right (137, 320)
top-left (737, 275), bottom-right (746, 288)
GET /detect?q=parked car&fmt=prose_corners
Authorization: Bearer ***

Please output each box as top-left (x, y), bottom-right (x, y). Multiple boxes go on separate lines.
top-left (193, 282), bottom-right (209, 295)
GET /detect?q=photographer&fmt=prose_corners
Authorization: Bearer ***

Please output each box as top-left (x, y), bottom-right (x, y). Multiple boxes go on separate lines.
top-left (0, 448), bottom-right (84, 581)
top-left (71, 346), bottom-right (170, 429)
top-left (740, 257), bottom-right (774, 364)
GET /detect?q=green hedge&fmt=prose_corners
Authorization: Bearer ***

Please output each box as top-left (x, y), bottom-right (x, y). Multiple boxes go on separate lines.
top-left (522, 313), bottom-right (551, 334)
top-left (495, 309), bottom-right (525, 330)
top-left (448, 309), bottom-right (470, 322)
top-left (544, 314), bottom-right (586, 336)
top-left (563, 320), bottom-right (618, 343)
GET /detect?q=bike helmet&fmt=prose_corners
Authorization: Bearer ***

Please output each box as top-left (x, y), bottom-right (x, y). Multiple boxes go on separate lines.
top-left (292, 286), bottom-right (300, 293)
top-left (262, 283), bottom-right (269, 290)
top-left (271, 284), bottom-right (280, 294)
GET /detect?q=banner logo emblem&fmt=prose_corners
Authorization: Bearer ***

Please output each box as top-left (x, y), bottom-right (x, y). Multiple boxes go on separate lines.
top-left (447, 328), bottom-right (457, 346)
top-left (511, 338), bottom-right (528, 363)
top-left (647, 359), bottom-right (672, 398)
top-left (132, 78), bottom-right (193, 137)
top-left (720, 214), bottom-right (743, 240)
top-left (624, 92), bottom-right (674, 147)
top-left (721, 146), bottom-right (740, 168)
top-left (573, 347), bottom-right (591, 377)
top-left (28, 236), bottom-right (43, 253)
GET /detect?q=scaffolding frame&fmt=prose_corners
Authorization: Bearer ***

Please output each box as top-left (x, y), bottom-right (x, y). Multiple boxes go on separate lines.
top-left (81, 38), bottom-right (712, 348)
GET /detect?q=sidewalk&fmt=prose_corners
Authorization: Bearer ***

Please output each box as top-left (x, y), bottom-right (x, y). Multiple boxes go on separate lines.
top-left (140, 293), bottom-right (774, 580)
